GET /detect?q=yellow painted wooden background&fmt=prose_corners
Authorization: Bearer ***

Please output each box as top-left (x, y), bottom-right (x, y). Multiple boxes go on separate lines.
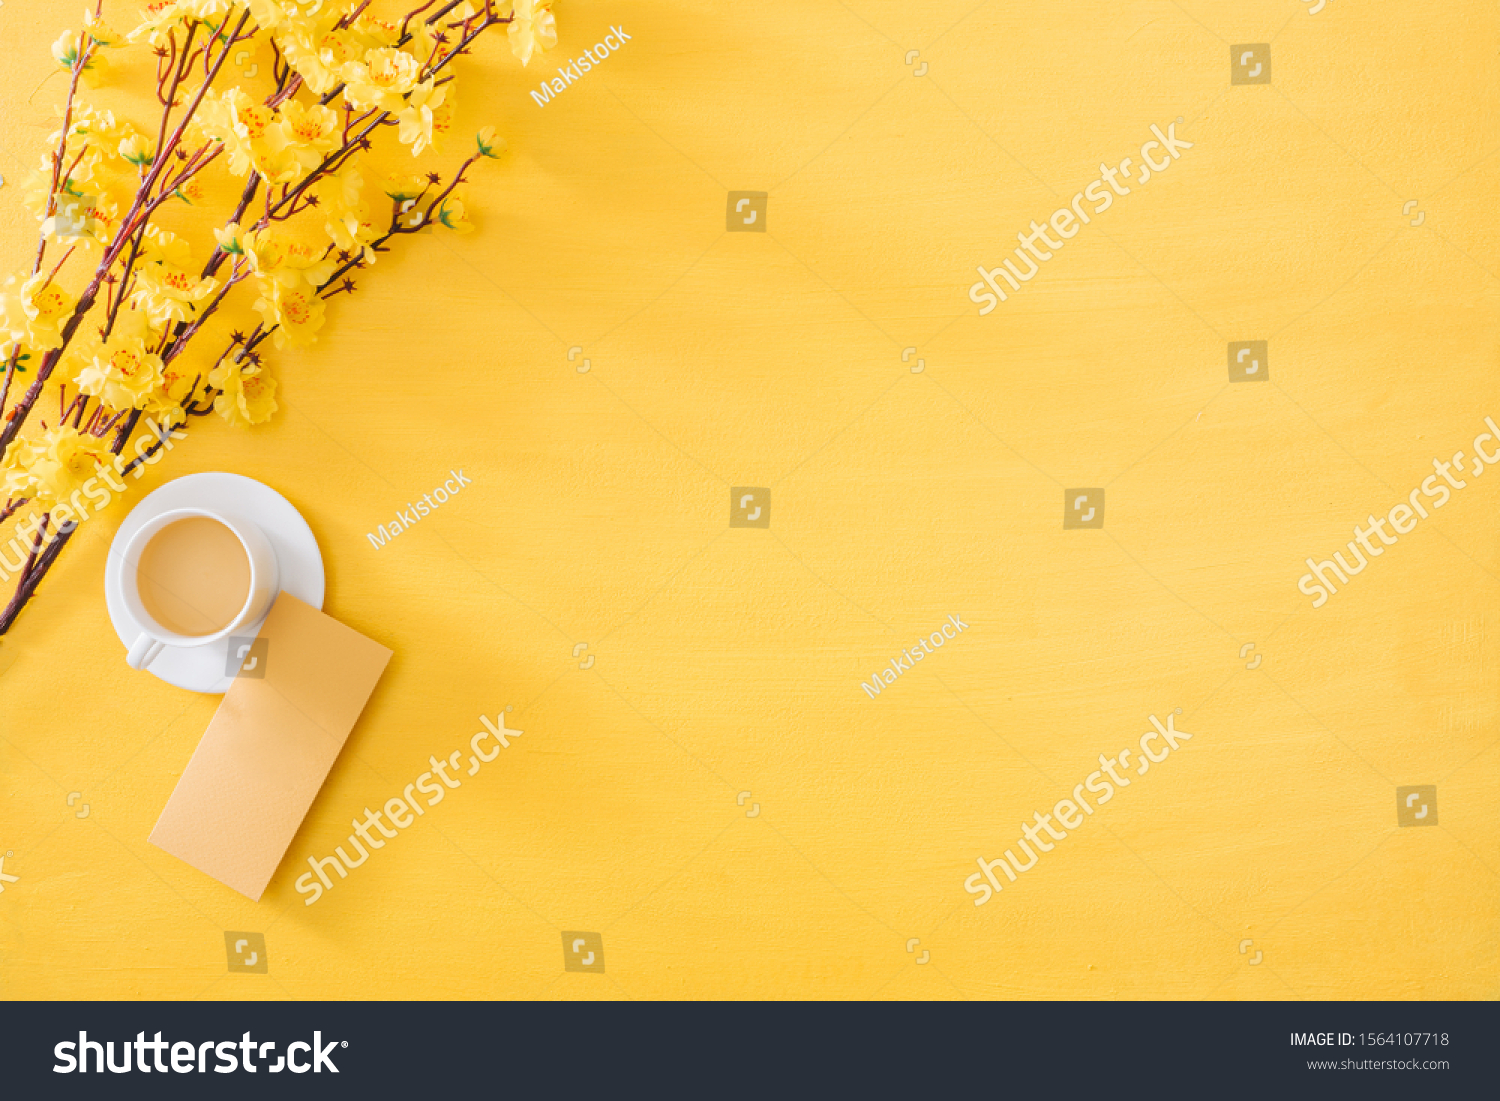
top-left (2, 0), bottom-right (1498, 1000)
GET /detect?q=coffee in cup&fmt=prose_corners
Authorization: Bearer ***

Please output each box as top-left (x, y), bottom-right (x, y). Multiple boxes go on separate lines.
top-left (136, 517), bottom-right (252, 637)
top-left (118, 506), bottom-right (280, 671)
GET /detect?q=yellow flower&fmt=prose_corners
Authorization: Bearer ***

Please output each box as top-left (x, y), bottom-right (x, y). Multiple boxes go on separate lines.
top-left (145, 359), bottom-right (195, 422)
top-left (240, 227), bottom-right (292, 277)
top-left (0, 291), bottom-right (30, 361)
top-left (435, 193), bottom-right (474, 234)
top-left (246, 0), bottom-right (325, 33)
top-left (208, 357), bottom-right (279, 426)
top-left (316, 168), bottom-right (375, 257)
top-left (475, 126), bottom-right (506, 159)
top-left (6, 425), bottom-right (111, 508)
top-left (82, 9), bottom-right (125, 49)
top-left (381, 173), bottom-right (430, 231)
top-left (273, 99), bottom-right (341, 176)
top-left (172, 176), bottom-right (209, 205)
top-left (277, 23), bottom-right (360, 95)
top-left (341, 47), bottom-right (422, 113)
top-left (47, 124), bottom-right (139, 248)
top-left (2, 274), bottom-right (75, 352)
top-left (38, 190), bottom-right (99, 247)
top-left (396, 80), bottom-right (450, 157)
top-left (118, 133), bottom-right (155, 169)
top-left (20, 161), bottom-right (52, 222)
top-left (253, 277), bottom-right (327, 348)
top-left (50, 204), bottom-right (122, 255)
top-left (213, 222), bottom-right (245, 256)
top-left (230, 98), bottom-right (279, 158)
top-left (36, 425), bottom-right (110, 504)
top-left (75, 334), bottom-right (165, 412)
top-left (132, 227), bottom-right (219, 324)
top-left (0, 442), bottom-right (33, 501)
top-left (508, 0), bottom-right (557, 66)
top-left (27, 116), bottom-right (132, 250)
top-left (400, 15), bottom-right (445, 66)
top-left (139, 225), bottom-right (192, 271)
top-left (52, 30), bottom-right (109, 84)
top-left (104, 300), bottom-right (161, 345)
top-left (179, 0), bottom-right (238, 22)
top-left (216, 94), bottom-right (341, 186)
top-left (199, 88), bottom-right (281, 179)
top-left (81, 148), bottom-right (141, 209)
top-left (52, 101), bottom-right (125, 148)
top-left (348, 13), bottom-right (402, 49)
top-left (127, 1), bottom-right (188, 46)
top-left (246, 0), bottom-right (291, 29)
top-left (241, 225), bottom-right (336, 288)
top-left (51, 29), bottom-right (96, 71)
top-left (382, 173), bottom-right (426, 203)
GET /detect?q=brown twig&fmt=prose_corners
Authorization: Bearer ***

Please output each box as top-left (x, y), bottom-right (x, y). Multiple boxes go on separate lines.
top-left (0, 515), bottom-right (68, 634)
top-left (156, 22), bottom-right (197, 151)
top-left (34, 38), bottom-right (92, 276)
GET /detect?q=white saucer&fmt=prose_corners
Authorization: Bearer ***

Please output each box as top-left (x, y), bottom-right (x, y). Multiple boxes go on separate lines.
top-left (105, 472), bottom-right (324, 694)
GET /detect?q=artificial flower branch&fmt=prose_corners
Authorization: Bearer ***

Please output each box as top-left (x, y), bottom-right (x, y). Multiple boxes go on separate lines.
top-left (0, 0), bottom-right (557, 637)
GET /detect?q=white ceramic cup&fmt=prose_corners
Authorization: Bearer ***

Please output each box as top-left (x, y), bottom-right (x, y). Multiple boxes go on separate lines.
top-left (119, 507), bottom-right (279, 671)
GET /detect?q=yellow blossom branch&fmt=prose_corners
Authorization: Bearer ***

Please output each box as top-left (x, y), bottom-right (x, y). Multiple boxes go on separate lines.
top-left (0, 8), bottom-right (250, 456)
top-left (1, 0), bottom-right (550, 637)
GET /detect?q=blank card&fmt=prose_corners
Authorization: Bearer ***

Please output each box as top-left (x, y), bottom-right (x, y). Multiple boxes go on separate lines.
top-left (149, 592), bottom-right (392, 901)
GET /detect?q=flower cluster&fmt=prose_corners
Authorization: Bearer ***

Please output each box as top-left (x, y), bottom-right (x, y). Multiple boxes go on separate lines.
top-left (0, 0), bottom-right (555, 634)
top-left (0, 424), bottom-right (114, 510)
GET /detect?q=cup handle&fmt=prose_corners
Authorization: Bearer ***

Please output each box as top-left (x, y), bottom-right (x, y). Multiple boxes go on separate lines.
top-left (127, 633), bottom-right (164, 670)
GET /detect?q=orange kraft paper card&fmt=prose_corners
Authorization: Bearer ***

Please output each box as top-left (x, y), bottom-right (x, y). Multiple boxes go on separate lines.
top-left (149, 592), bottom-right (392, 900)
